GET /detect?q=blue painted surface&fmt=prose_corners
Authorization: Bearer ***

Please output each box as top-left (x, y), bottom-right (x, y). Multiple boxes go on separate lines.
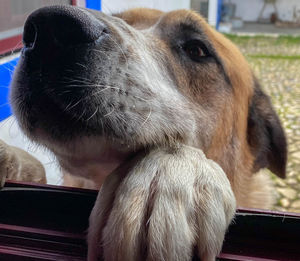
top-left (0, 57), bottom-right (19, 121)
top-left (86, 0), bottom-right (101, 10)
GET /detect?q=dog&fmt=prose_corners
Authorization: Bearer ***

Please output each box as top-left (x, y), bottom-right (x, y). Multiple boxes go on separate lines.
top-left (0, 139), bottom-right (46, 186)
top-left (5, 5), bottom-right (287, 261)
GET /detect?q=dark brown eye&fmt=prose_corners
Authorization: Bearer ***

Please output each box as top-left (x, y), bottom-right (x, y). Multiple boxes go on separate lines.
top-left (183, 40), bottom-right (208, 62)
top-left (185, 44), bottom-right (204, 57)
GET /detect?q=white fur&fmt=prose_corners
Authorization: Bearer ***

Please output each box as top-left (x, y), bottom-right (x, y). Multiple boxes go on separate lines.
top-left (88, 145), bottom-right (236, 261)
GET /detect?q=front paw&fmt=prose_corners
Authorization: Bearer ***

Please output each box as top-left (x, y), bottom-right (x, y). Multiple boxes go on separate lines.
top-left (192, 152), bottom-right (236, 261)
top-left (88, 145), bottom-right (236, 261)
top-left (0, 139), bottom-right (46, 186)
top-left (0, 140), bottom-right (12, 188)
top-left (143, 146), bottom-right (236, 261)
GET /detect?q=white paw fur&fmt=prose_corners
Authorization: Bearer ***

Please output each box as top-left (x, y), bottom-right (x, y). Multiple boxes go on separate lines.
top-left (88, 145), bottom-right (236, 261)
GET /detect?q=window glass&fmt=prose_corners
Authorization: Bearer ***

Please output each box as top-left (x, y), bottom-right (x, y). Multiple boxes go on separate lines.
top-left (0, 0), bottom-right (71, 43)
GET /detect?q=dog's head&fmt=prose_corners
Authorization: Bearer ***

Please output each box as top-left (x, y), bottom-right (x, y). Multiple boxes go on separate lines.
top-left (10, 6), bottom-right (286, 181)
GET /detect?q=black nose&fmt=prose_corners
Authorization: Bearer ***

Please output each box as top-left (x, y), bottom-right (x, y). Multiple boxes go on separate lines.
top-left (23, 5), bottom-right (106, 50)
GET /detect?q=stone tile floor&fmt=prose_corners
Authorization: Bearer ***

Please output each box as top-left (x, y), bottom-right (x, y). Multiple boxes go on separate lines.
top-left (228, 35), bottom-right (300, 213)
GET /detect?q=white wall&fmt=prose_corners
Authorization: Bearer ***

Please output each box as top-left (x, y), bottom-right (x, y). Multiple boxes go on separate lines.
top-left (229, 0), bottom-right (300, 22)
top-left (101, 0), bottom-right (191, 13)
top-left (208, 0), bottom-right (218, 27)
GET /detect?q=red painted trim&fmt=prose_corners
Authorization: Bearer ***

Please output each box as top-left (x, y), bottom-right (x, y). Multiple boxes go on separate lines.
top-left (71, 0), bottom-right (81, 6)
top-left (0, 245), bottom-right (86, 261)
top-left (0, 35), bottom-right (23, 56)
top-left (5, 180), bottom-right (97, 193)
top-left (218, 253), bottom-right (278, 261)
top-left (0, 223), bottom-right (84, 240)
top-left (237, 207), bottom-right (300, 218)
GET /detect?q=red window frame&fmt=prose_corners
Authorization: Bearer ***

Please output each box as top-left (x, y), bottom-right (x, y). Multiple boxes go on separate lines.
top-left (1, 181), bottom-right (300, 261)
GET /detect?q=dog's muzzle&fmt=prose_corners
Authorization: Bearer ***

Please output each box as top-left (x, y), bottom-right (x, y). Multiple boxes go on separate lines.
top-left (11, 6), bottom-right (196, 150)
top-left (11, 6), bottom-right (123, 141)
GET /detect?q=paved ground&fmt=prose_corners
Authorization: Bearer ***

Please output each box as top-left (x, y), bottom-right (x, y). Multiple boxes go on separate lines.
top-left (232, 22), bottom-right (300, 36)
top-left (228, 35), bottom-right (300, 213)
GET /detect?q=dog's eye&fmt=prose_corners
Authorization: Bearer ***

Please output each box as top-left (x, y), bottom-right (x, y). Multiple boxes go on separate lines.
top-left (183, 40), bottom-right (208, 62)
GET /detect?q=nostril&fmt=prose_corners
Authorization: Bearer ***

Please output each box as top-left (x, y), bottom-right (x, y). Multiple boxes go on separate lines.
top-left (23, 22), bottom-right (37, 48)
top-left (22, 6), bottom-right (109, 51)
top-left (102, 27), bottom-right (109, 35)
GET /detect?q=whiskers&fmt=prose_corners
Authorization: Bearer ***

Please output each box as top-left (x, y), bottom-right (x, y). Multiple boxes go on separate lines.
top-left (34, 63), bottom-right (154, 132)
top-left (86, 107), bottom-right (99, 122)
top-left (106, 34), bottom-right (129, 70)
top-left (141, 107), bottom-right (152, 127)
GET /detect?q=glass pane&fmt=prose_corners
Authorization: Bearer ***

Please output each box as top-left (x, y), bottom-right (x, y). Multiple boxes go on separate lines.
top-left (0, 0), bottom-right (72, 40)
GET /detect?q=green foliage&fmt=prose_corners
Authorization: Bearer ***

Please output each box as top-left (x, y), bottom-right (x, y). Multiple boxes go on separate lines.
top-left (224, 34), bottom-right (300, 46)
top-left (248, 54), bottom-right (300, 60)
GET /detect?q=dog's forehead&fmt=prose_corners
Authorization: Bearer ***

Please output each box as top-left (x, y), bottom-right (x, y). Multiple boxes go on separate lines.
top-left (115, 8), bottom-right (207, 34)
top-left (113, 8), bottom-right (163, 29)
top-left (157, 9), bottom-right (206, 30)
top-left (114, 8), bottom-right (254, 99)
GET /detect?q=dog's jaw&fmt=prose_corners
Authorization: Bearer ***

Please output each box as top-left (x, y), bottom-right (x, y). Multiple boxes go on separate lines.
top-left (34, 130), bottom-right (138, 184)
top-left (55, 143), bottom-right (133, 186)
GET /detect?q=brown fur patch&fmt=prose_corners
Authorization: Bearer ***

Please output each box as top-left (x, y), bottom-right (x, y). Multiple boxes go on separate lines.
top-left (112, 8), bottom-right (286, 209)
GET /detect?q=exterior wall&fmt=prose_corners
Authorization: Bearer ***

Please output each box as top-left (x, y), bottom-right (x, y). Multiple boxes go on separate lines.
top-left (229, 0), bottom-right (300, 22)
top-left (208, 0), bottom-right (218, 27)
top-left (101, 0), bottom-right (191, 13)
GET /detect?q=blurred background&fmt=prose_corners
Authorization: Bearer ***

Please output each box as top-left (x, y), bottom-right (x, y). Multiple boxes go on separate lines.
top-left (0, 0), bottom-right (299, 212)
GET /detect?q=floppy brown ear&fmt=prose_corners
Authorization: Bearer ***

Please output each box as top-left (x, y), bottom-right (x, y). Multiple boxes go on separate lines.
top-left (247, 78), bottom-right (287, 178)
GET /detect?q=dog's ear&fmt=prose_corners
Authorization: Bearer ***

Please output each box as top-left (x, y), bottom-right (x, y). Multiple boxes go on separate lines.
top-left (247, 78), bottom-right (287, 178)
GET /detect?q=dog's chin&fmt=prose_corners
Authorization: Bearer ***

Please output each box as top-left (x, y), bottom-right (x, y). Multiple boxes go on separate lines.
top-left (34, 128), bottom-right (140, 184)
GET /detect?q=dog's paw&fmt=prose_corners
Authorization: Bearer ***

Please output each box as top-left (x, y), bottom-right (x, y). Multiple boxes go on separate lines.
top-left (143, 146), bottom-right (236, 261)
top-left (0, 140), bottom-right (13, 188)
top-left (0, 139), bottom-right (46, 186)
top-left (88, 145), bottom-right (236, 261)
top-left (192, 153), bottom-right (236, 261)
